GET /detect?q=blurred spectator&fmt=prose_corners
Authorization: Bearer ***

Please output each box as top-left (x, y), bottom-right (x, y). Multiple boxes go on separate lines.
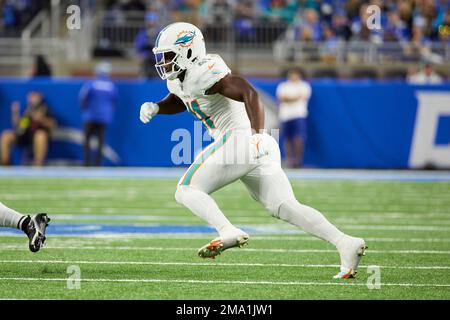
top-left (276, 68), bottom-right (311, 168)
top-left (0, 91), bottom-right (56, 166)
top-left (331, 10), bottom-right (352, 40)
top-left (407, 63), bottom-right (444, 84)
top-left (293, 8), bottom-right (323, 42)
top-left (320, 24), bottom-right (340, 63)
top-left (264, 0), bottom-right (297, 24)
top-left (234, 0), bottom-right (258, 42)
top-left (79, 62), bottom-right (118, 167)
top-left (384, 10), bottom-right (410, 42)
top-left (29, 55), bottom-right (52, 78)
top-left (121, 0), bottom-right (146, 11)
top-left (203, 0), bottom-right (235, 42)
top-left (172, 0), bottom-right (203, 27)
top-left (135, 11), bottom-right (160, 78)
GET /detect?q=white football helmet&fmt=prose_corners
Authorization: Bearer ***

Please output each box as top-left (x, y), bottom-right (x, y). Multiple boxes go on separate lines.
top-left (152, 22), bottom-right (206, 80)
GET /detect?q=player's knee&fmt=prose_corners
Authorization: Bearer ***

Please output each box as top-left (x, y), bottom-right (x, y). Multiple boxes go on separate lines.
top-left (175, 185), bottom-right (189, 205)
top-left (264, 197), bottom-right (295, 218)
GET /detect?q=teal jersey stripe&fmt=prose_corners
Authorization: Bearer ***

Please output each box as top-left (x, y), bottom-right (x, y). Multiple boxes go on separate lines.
top-left (190, 100), bottom-right (215, 129)
top-left (180, 131), bottom-right (231, 185)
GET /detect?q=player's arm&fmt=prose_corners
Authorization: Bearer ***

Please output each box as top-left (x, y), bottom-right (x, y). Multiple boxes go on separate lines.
top-left (155, 93), bottom-right (186, 114)
top-left (140, 93), bottom-right (185, 124)
top-left (279, 93), bottom-right (306, 103)
top-left (206, 74), bottom-right (264, 133)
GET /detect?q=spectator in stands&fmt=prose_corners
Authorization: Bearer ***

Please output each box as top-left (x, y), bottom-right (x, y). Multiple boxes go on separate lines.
top-left (321, 24), bottom-right (339, 63)
top-left (0, 91), bottom-right (56, 166)
top-left (79, 61), bottom-right (118, 167)
top-left (121, 0), bottom-right (146, 11)
top-left (292, 8), bottom-right (323, 42)
top-left (276, 68), bottom-right (312, 168)
top-left (29, 55), bottom-right (52, 78)
top-left (135, 11), bottom-right (160, 78)
top-left (407, 63), bottom-right (444, 84)
top-left (203, 0), bottom-right (235, 42)
top-left (172, 0), bottom-right (203, 27)
top-left (331, 10), bottom-right (352, 40)
top-left (385, 10), bottom-right (410, 42)
top-left (0, 0), bottom-right (18, 37)
top-left (234, 0), bottom-right (258, 42)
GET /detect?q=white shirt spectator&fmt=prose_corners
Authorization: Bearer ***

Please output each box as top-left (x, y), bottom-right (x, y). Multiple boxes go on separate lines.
top-left (407, 71), bottom-right (443, 85)
top-left (276, 80), bottom-right (312, 121)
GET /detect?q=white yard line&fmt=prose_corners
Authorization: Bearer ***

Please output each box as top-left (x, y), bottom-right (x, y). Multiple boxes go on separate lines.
top-left (0, 245), bottom-right (449, 254)
top-left (1, 259), bottom-right (449, 270)
top-left (0, 277), bottom-right (448, 288)
top-left (3, 234), bottom-right (450, 244)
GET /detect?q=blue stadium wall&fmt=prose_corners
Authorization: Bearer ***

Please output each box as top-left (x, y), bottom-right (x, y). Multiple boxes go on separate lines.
top-left (0, 78), bottom-right (449, 168)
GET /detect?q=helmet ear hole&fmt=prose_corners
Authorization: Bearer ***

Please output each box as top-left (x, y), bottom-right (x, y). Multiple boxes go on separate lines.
top-left (187, 49), bottom-right (192, 59)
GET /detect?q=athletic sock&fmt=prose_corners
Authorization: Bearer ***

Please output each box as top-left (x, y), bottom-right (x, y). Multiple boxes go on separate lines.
top-left (0, 202), bottom-right (27, 230)
top-left (277, 199), bottom-right (345, 246)
top-left (175, 186), bottom-right (234, 234)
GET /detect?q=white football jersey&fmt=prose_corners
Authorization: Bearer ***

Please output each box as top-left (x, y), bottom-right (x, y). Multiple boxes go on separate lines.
top-left (167, 54), bottom-right (251, 140)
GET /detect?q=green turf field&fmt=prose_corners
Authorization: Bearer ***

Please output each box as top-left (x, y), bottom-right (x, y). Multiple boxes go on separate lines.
top-left (0, 176), bottom-right (449, 299)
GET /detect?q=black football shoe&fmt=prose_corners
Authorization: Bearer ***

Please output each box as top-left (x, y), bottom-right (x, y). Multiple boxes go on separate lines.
top-left (25, 213), bottom-right (51, 253)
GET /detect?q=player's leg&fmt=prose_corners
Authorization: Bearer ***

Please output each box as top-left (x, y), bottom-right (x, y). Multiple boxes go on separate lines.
top-left (0, 201), bottom-right (28, 230)
top-left (292, 118), bottom-right (306, 168)
top-left (241, 136), bottom-right (366, 278)
top-left (0, 201), bottom-right (51, 252)
top-left (1, 130), bottom-right (16, 165)
top-left (94, 123), bottom-right (105, 166)
top-left (33, 129), bottom-right (49, 166)
top-left (281, 120), bottom-right (294, 167)
top-left (175, 130), bottom-right (252, 258)
top-left (83, 123), bottom-right (93, 166)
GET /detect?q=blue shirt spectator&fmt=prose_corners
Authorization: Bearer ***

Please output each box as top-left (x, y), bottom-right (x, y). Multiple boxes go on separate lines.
top-left (79, 62), bottom-right (118, 125)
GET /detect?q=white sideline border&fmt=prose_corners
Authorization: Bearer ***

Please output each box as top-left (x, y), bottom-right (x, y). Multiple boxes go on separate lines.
top-left (0, 167), bottom-right (450, 181)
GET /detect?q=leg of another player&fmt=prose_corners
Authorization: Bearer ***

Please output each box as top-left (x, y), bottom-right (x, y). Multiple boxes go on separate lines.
top-left (0, 201), bottom-right (51, 252)
top-left (0, 201), bottom-right (29, 230)
top-left (33, 129), bottom-right (48, 166)
top-left (1, 130), bottom-right (16, 165)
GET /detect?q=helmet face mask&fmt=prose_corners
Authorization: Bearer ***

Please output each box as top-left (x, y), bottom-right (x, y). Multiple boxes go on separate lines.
top-left (154, 51), bottom-right (183, 80)
top-left (153, 22), bottom-right (206, 80)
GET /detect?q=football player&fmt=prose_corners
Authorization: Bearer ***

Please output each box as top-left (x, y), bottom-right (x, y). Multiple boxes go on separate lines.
top-left (0, 201), bottom-right (50, 252)
top-left (140, 22), bottom-right (367, 278)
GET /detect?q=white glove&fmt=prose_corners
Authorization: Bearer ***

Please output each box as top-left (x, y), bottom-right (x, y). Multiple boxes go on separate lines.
top-left (139, 102), bottom-right (159, 124)
top-left (250, 133), bottom-right (270, 160)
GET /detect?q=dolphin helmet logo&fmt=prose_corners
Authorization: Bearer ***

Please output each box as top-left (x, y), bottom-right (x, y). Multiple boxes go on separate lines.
top-left (174, 30), bottom-right (196, 47)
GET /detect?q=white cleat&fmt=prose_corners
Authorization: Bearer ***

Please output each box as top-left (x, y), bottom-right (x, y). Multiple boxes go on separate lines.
top-left (198, 228), bottom-right (249, 259)
top-left (333, 236), bottom-right (367, 279)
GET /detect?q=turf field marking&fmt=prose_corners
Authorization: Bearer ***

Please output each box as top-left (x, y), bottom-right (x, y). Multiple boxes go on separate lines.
top-left (4, 234), bottom-right (449, 243)
top-left (1, 245), bottom-right (449, 254)
top-left (1, 260), bottom-right (450, 270)
top-left (1, 167), bottom-right (450, 181)
top-left (0, 277), bottom-right (449, 288)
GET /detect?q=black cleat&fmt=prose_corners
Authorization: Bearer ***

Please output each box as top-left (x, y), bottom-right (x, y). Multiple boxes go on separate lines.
top-left (25, 213), bottom-right (51, 253)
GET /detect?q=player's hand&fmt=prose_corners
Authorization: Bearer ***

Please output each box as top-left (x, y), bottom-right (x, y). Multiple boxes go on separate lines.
top-left (139, 102), bottom-right (159, 124)
top-left (250, 133), bottom-right (270, 160)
